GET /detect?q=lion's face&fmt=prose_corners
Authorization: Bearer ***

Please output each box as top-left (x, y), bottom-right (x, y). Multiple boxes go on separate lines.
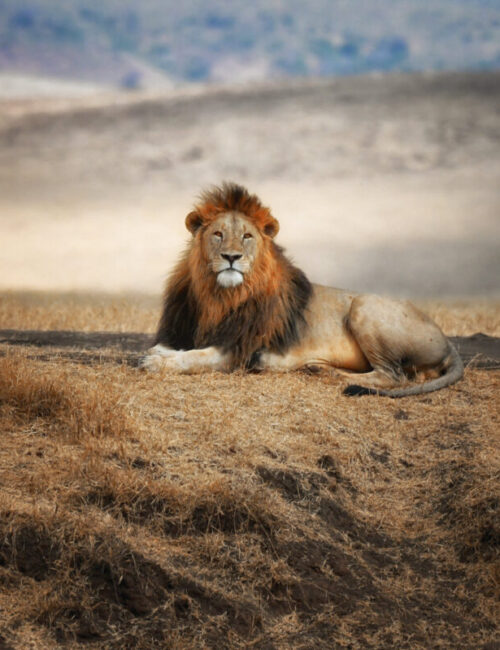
top-left (201, 212), bottom-right (262, 288)
top-left (184, 185), bottom-right (280, 295)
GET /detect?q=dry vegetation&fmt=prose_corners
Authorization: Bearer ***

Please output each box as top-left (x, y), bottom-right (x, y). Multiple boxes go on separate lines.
top-left (0, 293), bottom-right (499, 648)
top-left (1, 291), bottom-right (500, 337)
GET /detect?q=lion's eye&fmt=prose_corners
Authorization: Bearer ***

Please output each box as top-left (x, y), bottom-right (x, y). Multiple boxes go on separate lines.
top-left (214, 231), bottom-right (223, 239)
top-left (243, 233), bottom-right (253, 240)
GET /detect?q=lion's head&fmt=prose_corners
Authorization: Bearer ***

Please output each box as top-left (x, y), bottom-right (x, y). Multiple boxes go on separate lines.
top-left (185, 183), bottom-right (280, 290)
top-left (156, 183), bottom-right (311, 368)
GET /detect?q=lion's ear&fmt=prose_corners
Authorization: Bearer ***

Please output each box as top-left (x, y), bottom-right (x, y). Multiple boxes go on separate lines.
top-left (185, 211), bottom-right (204, 234)
top-left (263, 216), bottom-right (279, 238)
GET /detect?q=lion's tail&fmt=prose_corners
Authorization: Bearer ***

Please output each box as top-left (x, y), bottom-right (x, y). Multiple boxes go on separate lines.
top-left (345, 342), bottom-right (464, 399)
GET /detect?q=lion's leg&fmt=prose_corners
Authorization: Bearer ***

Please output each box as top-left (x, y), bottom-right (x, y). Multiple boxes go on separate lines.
top-left (336, 367), bottom-right (404, 390)
top-left (140, 344), bottom-right (230, 373)
top-left (258, 347), bottom-right (361, 373)
top-left (346, 295), bottom-right (449, 388)
top-left (257, 349), bottom-right (332, 371)
top-left (257, 351), bottom-right (295, 370)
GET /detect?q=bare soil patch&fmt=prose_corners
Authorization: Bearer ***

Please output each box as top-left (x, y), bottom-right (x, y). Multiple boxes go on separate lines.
top-left (0, 329), bottom-right (499, 370)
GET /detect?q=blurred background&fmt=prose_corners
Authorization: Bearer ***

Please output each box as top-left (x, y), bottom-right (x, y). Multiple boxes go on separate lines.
top-left (0, 0), bottom-right (499, 297)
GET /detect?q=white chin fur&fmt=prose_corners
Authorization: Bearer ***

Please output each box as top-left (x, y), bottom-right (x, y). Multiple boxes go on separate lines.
top-left (217, 269), bottom-right (243, 287)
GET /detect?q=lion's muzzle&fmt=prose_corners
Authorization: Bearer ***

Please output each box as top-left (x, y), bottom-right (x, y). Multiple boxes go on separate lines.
top-left (217, 269), bottom-right (244, 287)
top-left (216, 253), bottom-right (245, 287)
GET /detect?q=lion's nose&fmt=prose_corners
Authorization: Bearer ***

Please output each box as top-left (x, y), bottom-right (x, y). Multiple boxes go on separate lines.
top-left (221, 254), bottom-right (242, 265)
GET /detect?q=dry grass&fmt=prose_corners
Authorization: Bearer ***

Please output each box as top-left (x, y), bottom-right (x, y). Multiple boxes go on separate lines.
top-left (0, 293), bottom-right (499, 648)
top-left (1, 291), bottom-right (499, 336)
top-left (419, 299), bottom-right (500, 337)
top-left (0, 291), bottom-right (160, 333)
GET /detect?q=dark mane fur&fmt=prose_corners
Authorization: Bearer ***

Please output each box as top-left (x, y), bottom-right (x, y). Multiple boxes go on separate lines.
top-left (155, 269), bottom-right (198, 352)
top-left (197, 245), bottom-right (311, 367)
top-left (155, 244), bottom-right (312, 368)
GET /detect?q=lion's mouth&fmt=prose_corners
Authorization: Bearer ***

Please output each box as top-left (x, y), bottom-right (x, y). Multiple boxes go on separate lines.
top-left (217, 269), bottom-right (244, 288)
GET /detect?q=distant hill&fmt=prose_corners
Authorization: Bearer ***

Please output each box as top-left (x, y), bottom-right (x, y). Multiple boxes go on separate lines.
top-left (0, 0), bottom-right (499, 89)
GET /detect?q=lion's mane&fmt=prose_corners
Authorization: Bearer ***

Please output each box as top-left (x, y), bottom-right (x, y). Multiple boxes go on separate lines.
top-left (155, 183), bottom-right (312, 368)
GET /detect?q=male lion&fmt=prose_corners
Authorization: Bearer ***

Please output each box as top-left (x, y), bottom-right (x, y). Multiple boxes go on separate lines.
top-left (141, 183), bottom-right (463, 397)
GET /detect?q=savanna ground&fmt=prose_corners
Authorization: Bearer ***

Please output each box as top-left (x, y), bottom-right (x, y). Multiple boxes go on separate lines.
top-left (0, 70), bottom-right (499, 648)
top-left (0, 292), bottom-right (498, 649)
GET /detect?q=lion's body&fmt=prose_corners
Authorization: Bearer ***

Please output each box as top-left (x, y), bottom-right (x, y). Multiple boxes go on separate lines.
top-left (142, 183), bottom-right (463, 397)
top-left (258, 285), bottom-right (370, 372)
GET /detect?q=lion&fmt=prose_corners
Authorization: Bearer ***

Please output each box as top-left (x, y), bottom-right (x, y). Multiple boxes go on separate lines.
top-left (141, 183), bottom-right (463, 397)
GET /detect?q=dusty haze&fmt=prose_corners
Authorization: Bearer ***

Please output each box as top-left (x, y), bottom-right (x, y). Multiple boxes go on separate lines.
top-left (0, 71), bottom-right (499, 297)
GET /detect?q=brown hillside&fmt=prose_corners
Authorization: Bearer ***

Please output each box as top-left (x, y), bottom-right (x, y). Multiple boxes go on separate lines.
top-left (1, 72), bottom-right (499, 296)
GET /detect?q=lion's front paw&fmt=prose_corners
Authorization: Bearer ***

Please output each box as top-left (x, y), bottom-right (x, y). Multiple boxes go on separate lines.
top-left (139, 353), bottom-right (165, 372)
top-left (139, 344), bottom-right (182, 372)
top-left (140, 350), bottom-right (189, 373)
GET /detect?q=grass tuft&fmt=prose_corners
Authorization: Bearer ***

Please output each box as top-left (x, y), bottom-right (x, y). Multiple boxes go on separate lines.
top-left (0, 356), bottom-right (132, 440)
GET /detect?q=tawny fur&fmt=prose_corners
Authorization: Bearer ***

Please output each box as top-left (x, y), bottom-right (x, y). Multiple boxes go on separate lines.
top-left (142, 183), bottom-right (463, 397)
